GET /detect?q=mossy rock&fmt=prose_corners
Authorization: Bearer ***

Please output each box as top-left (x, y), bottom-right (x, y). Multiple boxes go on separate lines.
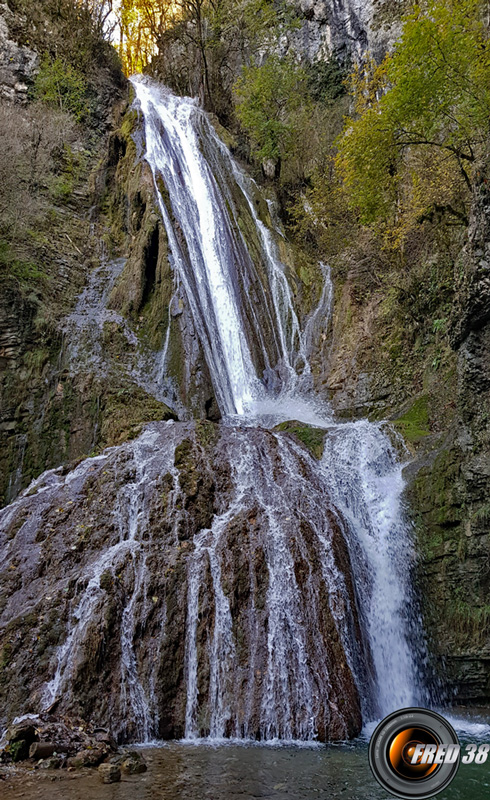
top-left (9, 739), bottom-right (29, 762)
top-left (195, 420), bottom-right (219, 449)
top-left (274, 420), bottom-right (327, 459)
top-left (174, 439), bottom-right (198, 498)
top-left (99, 386), bottom-right (177, 449)
top-left (393, 396), bottom-right (430, 443)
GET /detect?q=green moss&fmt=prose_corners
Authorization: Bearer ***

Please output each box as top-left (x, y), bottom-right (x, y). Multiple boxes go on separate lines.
top-left (0, 240), bottom-right (46, 288)
top-left (99, 386), bottom-right (177, 448)
top-left (274, 420), bottom-right (327, 459)
top-left (393, 396), bottom-right (430, 442)
top-left (99, 570), bottom-right (113, 592)
top-left (22, 347), bottom-right (51, 376)
top-left (9, 739), bottom-right (29, 762)
top-left (470, 502), bottom-right (490, 526)
top-left (209, 115), bottom-right (238, 150)
top-left (120, 108), bottom-right (139, 139)
top-left (195, 420), bottom-right (219, 449)
top-left (0, 642), bottom-right (13, 679)
top-left (165, 318), bottom-right (186, 393)
top-left (411, 448), bottom-right (463, 530)
top-left (445, 600), bottom-right (490, 646)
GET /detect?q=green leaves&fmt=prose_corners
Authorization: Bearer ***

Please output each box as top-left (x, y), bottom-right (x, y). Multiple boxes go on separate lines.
top-left (337, 107), bottom-right (400, 225)
top-left (387, 0), bottom-right (490, 151)
top-left (34, 56), bottom-right (91, 123)
top-left (233, 56), bottom-right (308, 165)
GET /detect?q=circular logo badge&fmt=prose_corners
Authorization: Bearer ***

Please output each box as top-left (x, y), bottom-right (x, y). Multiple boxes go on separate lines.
top-left (368, 708), bottom-right (460, 799)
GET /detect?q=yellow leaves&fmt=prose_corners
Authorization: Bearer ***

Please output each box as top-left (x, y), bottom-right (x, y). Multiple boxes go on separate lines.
top-left (348, 54), bottom-right (390, 117)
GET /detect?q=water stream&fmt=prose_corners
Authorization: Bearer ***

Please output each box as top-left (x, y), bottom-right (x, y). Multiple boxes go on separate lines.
top-left (2, 736), bottom-right (490, 800)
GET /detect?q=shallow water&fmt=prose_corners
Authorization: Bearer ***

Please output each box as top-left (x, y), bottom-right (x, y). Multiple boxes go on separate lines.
top-left (2, 733), bottom-right (489, 800)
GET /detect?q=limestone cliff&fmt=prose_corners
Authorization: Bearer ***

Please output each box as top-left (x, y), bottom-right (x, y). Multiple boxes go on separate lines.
top-left (291, 0), bottom-right (401, 64)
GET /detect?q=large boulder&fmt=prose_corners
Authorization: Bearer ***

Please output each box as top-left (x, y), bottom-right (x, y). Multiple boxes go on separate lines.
top-left (0, 420), bottom-right (370, 742)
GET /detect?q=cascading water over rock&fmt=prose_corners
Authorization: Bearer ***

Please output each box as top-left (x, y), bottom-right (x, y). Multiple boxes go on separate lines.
top-left (132, 76), bottom-right (319, 420)
top-left (0, 77), bottom-right (425, 744)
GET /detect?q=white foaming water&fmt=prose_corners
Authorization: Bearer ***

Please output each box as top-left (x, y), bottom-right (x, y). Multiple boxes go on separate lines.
top-left (133, 78), bottom-right (260, 416)
top-left (446, 709), bottom-right (490, 742)
top-left (321, 420), bottom-right (422, 717)
top-left (362, 712), bottom-right (490, 742)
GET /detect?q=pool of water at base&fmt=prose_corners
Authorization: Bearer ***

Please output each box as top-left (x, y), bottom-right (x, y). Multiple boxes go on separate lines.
top-left (1, 736), bottom-right (489, 800)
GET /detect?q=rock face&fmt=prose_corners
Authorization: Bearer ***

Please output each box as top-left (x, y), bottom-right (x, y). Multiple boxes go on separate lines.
top-left (407, 168), bottom-right (490, 702)
top-left (290, 0), bottom-right (401, 64)
top-left (0, 61), bottom-right (180, 506)
top-left (0, 4), bottom-right (38, 103)
top-left (0, 420), bottom-right (365, 743)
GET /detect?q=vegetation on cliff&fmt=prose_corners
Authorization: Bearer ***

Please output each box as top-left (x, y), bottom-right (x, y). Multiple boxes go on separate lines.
top-left (0, 0), bottom-right (130, 506)
top-left (337, 0), bottom-right (489, 240)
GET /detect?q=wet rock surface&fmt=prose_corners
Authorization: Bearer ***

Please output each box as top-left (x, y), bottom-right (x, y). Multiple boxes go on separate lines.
top-left (0, 713), bottom-right (118, 766)
top-left (98, 763), bottom-right (121, 783)
top-left (0, 420), bottom-right (366, 742)
top-left (119, 751), bottom-right (147, 774)
top-left (405, 172), bottom-right (490, 703)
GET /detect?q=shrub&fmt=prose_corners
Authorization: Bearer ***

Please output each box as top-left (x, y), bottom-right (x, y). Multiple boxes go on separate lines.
top-left (33, 55), bottom-right (91, 123)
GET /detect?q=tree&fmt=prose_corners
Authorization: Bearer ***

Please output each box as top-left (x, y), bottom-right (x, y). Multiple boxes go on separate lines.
top-left (118, 0), bottom-right (296, 118)
top-left (233, 55), bottom-right (308, 176)
top-left (336, 0), bottom-right (490, 235)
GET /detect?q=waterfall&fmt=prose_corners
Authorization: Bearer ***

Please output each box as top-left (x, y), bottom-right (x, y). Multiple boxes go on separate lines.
top-left (0, 76), bottom-right (426, 745)
top-left (321, 421), bottom-right (425, 717)
top-left (130, 75), bottom-right (425, 737)
top-left (132, 76), bottom-right (330, 423)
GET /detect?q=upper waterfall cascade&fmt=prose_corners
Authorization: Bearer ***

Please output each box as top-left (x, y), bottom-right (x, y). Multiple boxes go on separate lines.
top-left (132, 75), bottom-right (331, 423)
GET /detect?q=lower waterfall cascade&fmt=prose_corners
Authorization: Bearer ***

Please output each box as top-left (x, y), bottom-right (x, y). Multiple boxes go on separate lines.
top-left (0, 75), bottom-right (428, 744)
